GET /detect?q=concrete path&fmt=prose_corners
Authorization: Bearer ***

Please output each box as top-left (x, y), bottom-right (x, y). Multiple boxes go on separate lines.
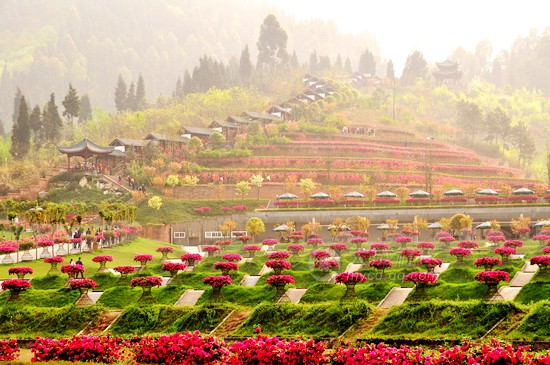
top-left (378, 287), bottom-right (413, 309)
top-left (277, 288), bottom-right (308, 304)
top-left (434, 263), bottom-right (450, 275)
top-left (258, 265), bottom-right (273, 276)
top-left (509, 272), bottom-right (536, 287)
top-left (344, 263), bottom-right (363, 273)
top-left (87, 291), bottom-right (104, 304)
top-left (492, 261), bottom-right (538, 301)
top-left (240, 275), bottom-right (261, 286)
top-left (174, 289), bottom-right (204, 306)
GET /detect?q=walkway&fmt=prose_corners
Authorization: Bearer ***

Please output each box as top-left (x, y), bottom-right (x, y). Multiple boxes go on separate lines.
top-left (492, 261), bottom-right (538, 301)
top-left (174, 289), bottom-right (204, 306)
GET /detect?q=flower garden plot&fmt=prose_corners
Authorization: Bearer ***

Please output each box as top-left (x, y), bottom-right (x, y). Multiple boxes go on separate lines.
top-left (370, 300), bottom-right (521, 339)
top-left (232, 301), bottom-right (372, 338)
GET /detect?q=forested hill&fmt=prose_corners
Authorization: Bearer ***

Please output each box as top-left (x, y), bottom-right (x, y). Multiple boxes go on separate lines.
top-left (0, 0), bottom-right (377, 127)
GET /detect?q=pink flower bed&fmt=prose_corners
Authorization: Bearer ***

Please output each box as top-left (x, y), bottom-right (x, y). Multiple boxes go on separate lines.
top-left (215, 240), bottom-right (232, 247)
top-left (474, 257), bottom-right (502, 270)
top-left (417, 242), bottom-right (435, 250)
top-left (37, 239), bottom-right (54, 247)
top-left (449, 247), bottom-right (472, 259)
top-left (61, 264), bottom-right (84, 274)
top-left (335, 272), bottom-right (367, 284)
top-left (417, 258), bottom-right (443, 271)
top-left (133, 254), bottom-right (153, 263)
top-left (262, 239), bottom-right (279, 246)
top-left (310, 250), bottom-right (331, 261)
top-left (92, 255), bottom-right (113, 263)
top-left (494, 247), bottom-right (517, 259)
top-left (474, 270), bottom-right (509, 285)
top-left (0, 339), bottom-right (19, 361)
top-left (222, 253), bottom-right (243, 262)
top-left (329, 243), bottom-right (348, 253)
top-left (403, 272), bottom-right (438, 285)
top-left (400, 248), bottom-right (421, 258)
top-left (131, 276), bottom-right (163, 288)
top-left (204, 275), bottom-right (232, 287)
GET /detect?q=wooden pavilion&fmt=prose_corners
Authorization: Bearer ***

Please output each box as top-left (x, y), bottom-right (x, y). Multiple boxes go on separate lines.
top-left (57, 138), bottom-right (124, 171)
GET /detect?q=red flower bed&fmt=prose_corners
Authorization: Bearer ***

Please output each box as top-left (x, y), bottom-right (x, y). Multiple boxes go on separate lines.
top-left (474, 270), bottom-right (509, 285)
top-left (369, 259), bottom-right (393, 270)
top-left (286, 244), bottom-right (305, 255)
top-left (44, 256), bottom-right (63, 264)
top-left (266, 274), bottom-right (295, 286)
top-left (31, 334), bottom-right (124, 363)
top-left (488, 235), bottom-right (506, 243)
top-left (395, 236), bottom-right (412, 244)
top-left (439, 197), bottom-right (468, 203)
top-left (507, 195), bottom-right (538, 203)
top-left (222, 253), bottom-right (243, 262)
top-left (194, 206), bottom-right (212, 213)
top-left (8, 266), bottom-right (33, 275)
top-left (156, 246), bottom-right (174, 253)
top-left (314, 259), bottom-right (339, 271)
top-left (306, 238), bottom-right (323, 247)
top-left (68, 278), bottom-right (98, 290)
top-left (0, 241), bottom-right (18, 253)
top-left (474, 257), bottom-right (502, 270)
top-left (204, 275), bottom-right (232, 287)
top-left (406, 197), bottom-right (431, 204)
top-left (0, 339), bottom-right (19, 361)
top-left (372, 197), bottom-right (400, 204)
top-left (530, 255), bottom-right (550, 268)
top-left (92, 255), bottom-right (113, 263)
top-left (335, 272), bottom-right (367, 284)
top-left (403, 272), bottom-right (438, 285)
top-left (131, 276), bottom-right (163, 288)
top-left (1, 278), bottom-right (31, 291)
top-left (474, 196), bottom-right (502, 203)
top-left (133, 254), bottom-right (153, 263)
top-left (310, 250), bottom-right (331, 261)
top-left (457, 241), bottom-right (479, 249)
top-left (162, 262), bottom-right (186, 272)
top-left (237, 235), bottom-right (253, 244)
top-left (114, 266), bottom-right (136, 275)
top-left (329, 243), bottom-right (348, 253)
top-left (350, 237), bottom-right (368, 244)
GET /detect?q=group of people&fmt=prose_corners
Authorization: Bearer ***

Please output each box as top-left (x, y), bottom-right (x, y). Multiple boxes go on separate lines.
top-left (123, 175), bottom-right (147, 192)
top-left (342, 126), bottom-right (376, 136)
top-left (69, 257), bottom-right (85, 278)
top-left (73, 162), bottom-right (111, 175)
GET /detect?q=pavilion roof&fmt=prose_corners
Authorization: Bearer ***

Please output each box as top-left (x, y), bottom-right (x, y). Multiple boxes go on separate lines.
top-left (109, 138), bottom-right (149, 147)
top-left (57, 138), bottom-right (114, 158)
top-left (181, 126), bottom-right (215, 136)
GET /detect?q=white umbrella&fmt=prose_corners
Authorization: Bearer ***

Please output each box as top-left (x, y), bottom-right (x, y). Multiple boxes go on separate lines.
top-left (512, 187), bottom-right (534, 195)
top-left (476, 221), bottom-right (492, 229)
top-left (477, 188), bottom-right (499, 196)
top-left (344, 191), bottom-right (365, 198)
top-left (310, 192), bottom-right (331, 199)
top-left (443, 189), bottom-right (464, 196)
top-left (533, 220), bottom-right (550, 228)
top-left (273, 224), bottom-right (290, 232)
top-left (277, 193), bottom-right (298, 200)
top-left (427, 222), bottom-right (442, 229)
top-left (377, 224), bottom-right (398, 230)
top-left (409, 190), bottom-right (431, 198)
top-left (376, 190), bottom-right (397, 198)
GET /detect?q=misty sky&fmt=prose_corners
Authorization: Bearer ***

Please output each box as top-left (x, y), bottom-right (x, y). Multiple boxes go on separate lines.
top-left (267, 0), bottom-right (548, 71)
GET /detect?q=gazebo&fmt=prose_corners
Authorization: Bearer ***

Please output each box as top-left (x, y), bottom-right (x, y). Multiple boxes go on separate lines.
top-left (57, 138), bottom-right (124, 171)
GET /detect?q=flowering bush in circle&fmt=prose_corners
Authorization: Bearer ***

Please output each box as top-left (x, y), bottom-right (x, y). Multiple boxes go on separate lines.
top-left (0, 241), bottom-right (18, 253)
top-left (130, 276), bottom-right (163, 288)
top-left (403, 272), bottom-right (438, 286)
top-left (488, 235), bottom-right (506, 244)
top-left (543, 247), bottom-right (550, 254)
top-left (133, 254), bottom-right (153, 263)
top-left (237, 235), bottom-right (252, 244)
top-left (287, 244), bottom-right (305, 255)
top-left (335, 272), bottom-right (367, 284)
top-left (92, 255), bottom-right (113, 263)
top-left (355, 249), bottom-right (376, 263)
top-left (474, 270), bottom-right (509, 285)
top-left (417, 257), bottom-right (443, 272)
top-left (457, 241), bottom-right (479, 249)
top-left (222, 253), bottom-right (243, 262)
top-left (533, 234), bottom-right (550, 245)
top-left (350, 237), bottom-right (368, 248)
top-left (530, 255), bottom-right (550, 269)
top-left (370, 243), bottom-right (389, 251)
top-left (204, 275), bottom-right (232, 287)
top-left (395, 236), bottom-right (412, 245)
top-left (243, 245), bottom-right (261, 257)
top-left (399, 248), bottom-right (421, 264)
top-left (314, 259), bottom-right (339, 272)
top-left (504, 239), bottom-right (524, 248)
top-left (202, 245), bottom-right (221, 257)
top-left (474, 257), bottom-right (502, 270)
top-left (417, 242), bottom-right (435, 253)
top-left (268, 251), bottom-right (290, 260)
top-left (310, 250), bottom-right (331, 261)
top-left (61, 264), bottom-right (84, 275)
top-left (214, 261), bottom-right (239, 275)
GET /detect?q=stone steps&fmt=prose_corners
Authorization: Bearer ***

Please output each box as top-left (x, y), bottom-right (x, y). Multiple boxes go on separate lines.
top-left (378, 287), bottom-right (413, 309)
top-left (174, 289), bottom-right (204, 306)
top-left (240, 275), bottom-right (261, 286)
top-left (277, 288), bottom-right (308, 304)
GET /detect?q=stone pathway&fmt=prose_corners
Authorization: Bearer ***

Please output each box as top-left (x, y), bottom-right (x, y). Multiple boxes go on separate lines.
top-left (277, 288), bottom-right (308, 304)
top-left (492, 262), bottom-right (538, 301)
top-left (378, 287), bottom-right (414, 309)
top-left (240, 275), bottom-right (261, 286)
top-left (174, 289), bottom-right (204, 306)
top-left (258, 265), bottom-right (273, 276)
top-left (344, 263), bottom-right (363, 273)
top-left (434, 263), bottom-right (450, 275)
top-left (87, 291), bottom-right (104, 304)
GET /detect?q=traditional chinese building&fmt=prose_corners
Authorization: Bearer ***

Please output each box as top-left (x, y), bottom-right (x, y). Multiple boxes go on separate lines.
top-left (433, 59), bottom-right (462, 86)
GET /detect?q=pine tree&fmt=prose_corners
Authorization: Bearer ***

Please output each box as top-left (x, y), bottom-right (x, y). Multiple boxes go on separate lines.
top-left (290, 51), bottom-right (299, 69)
top-left (79, 94), bottom-right (92, 123)
top-left (28, 105), bottom-right (42, 141)
top-left (10, 95), bottom-right (30, 159)
top-left (239, 45), bottom-right (253, 85)
top-left (62, 83), bottom-right (80, 124)
top-left (309, 50), bottom-right (318, 73)
top-left (136, 73), bottom-right (146, 110)
top-left (114, 75), bottom-right (128, 112)
top-left (127, 81), bottom-right (137, 112)
top-left (344, 57), bottom-right (353, 74)
top-left (12, 87), bottom-right (22, 127)
top-left (173, 76), bottom-right (183, 100)
top-left (42, 93), bottom-right (63, 143)
top-left (358, 49), bottom-right (376, 75)
top-left (386, 60), bottom-right (395, 79)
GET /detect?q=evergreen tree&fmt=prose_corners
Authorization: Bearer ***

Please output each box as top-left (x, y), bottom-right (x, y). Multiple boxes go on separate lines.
top-left (136, 73), bottom-right (146, 110)
top-left (173, 76), bottom-right (184, 100)
top-left (28, 105), bottom-right (42, 141)
top-left (358, 49), bottom-right (376, 75)
top-left (12, 87), bottom-right (22, 127)
top-left (256, 14), bottom-right (289, 70)
top-left (484, 107), bottom-right (512, 151)
top-left (334, 54), bottom-right (343, 71)
top-left (114, 74), bottom-right (128, 112)
top-left (79, 94), bottom-right (92, 123)
top-left (42, 93), bottom-right (63, 143)
top-left (386, 60), bottom-right (395, 79)
top-left (318, 55), bottom-right (331, 72)
top-left (127, 81), bottom-right (137, 111)
top-left (239, 45), bottom-right (253, 85)
top-left (182, 70), bottom-right (193, 94)
top-left (62, 83), bottom-right (80, 124)
top-left (10, 95), bottom-right (30, 159)
top-left (309, 50), bottom-right (319, 73)
top-left (344, 57), bottom-right (353, 74)
top-left (401, 51), bottom-right (428, 84)
top-left (290, 51), bottom-right (299, 69)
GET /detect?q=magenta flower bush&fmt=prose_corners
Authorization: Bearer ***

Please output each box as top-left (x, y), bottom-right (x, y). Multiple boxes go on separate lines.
top-left (204, 275), bottom-right (232, 287)
top-left (130, 276), bottom-right (163, 288)
top-left (488, 235), bottom-right (506, 244)
top-left (494, 247), bottom-right (517, 261)
top-left (134, 254), bottom-right (153, 264)
top-left (266, 274), bottom-right (295, 289)
top-left (243, 245), bottom-right (261, 257)
top-left (457, 241), bottom-right (479, 249)
top-left (370, 243), bottom-right (389, 251)
top-left (113, 266), bottom-right (136, 277)
top-left (44, 256), bottom-right (63, 264)
top-left (68, 278), bottom-right (98, 291)
top-left (306, 237), bottom-right (323, 249)
top-left (403, 272), bottom-right (438, 286)
top-left (543, 247), bottom-right (550, 254)
top-left (399, 248), bottom-right (421, 264)
top-left (37, 239), bottom-right (54, 247)
top-left (31, 335), bottom-right (125, 363)
top-left (350, 237), bottom-right (368, 249)
top-left (369, 259), bottom-right (393, 274)
top-left (236, 235), bottom-right (253, 244)
top-left (504, 240), bottom-right (524, 248)
top-left (156, 246), bottom-right (174, 253)
top-left (417, 242), bottom-right (435, 254)
top-left (0, 339), bottom-right (19, 362)
top-left (181, 253), bottom-right (203, 265)
top-left (222, 253), bottom-right (243, 262)
top-left (214, 261), bottom-right (239, 275)
top-left (533, 234), bottom-right (550, 245)
top-left (355, 249), bottom-right (376, 263)
top-left (202, 245), bottom-right (221, 257)
top-left (474, 270), bottom-right (509, 286)
top-left (286, 244), bottom-right (305, 256)
top-left (92, 255), bottom-right (113, 263)
top-left (335, 272), bottom-right (367, 285)
top-left (1, 278), bottom-right (31, 291)
top-left (268, 251), bottom-right (290, 260)
top-left (310, 250), bottom-right (331, 261)
top-left (215, 240), bottom-right (232, 248)
top-left (265, 259), bottom-right (292, 274)
top-left (314, 259), bottom-right (339, 272)
top-left (530, 256), bottom-right (550, 269)
top-left (8, 266), bottom-right (34, 278)
top-left (0, 241), bottom-right (18, 253)
top-left (61, 264), bottom-right (84, 277)
top-left (329, 243), bottom-right (348, 256)
top-left (438, 234), bottom-right (455, 247)
top-left (262, 239), bottom-right (279, 246)
top-left (162, 262), bottom-right (186, 273)
top-left (474, 257), bottom-right (502, 270)
top-left (449, 247), bottom-right (472, 263)
top-left (417, 257), bottom-right (443, 272)
top-left (395, 236), bottom-right (412, 247)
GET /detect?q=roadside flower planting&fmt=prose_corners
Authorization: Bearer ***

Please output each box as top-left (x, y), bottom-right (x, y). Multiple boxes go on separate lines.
top-left (92, 255), bottom-right (113, 273)
top-left (355, 249), bottom-right (376, 263)
top-left (222, 253), bottom-right (243, 262)
top-left (287, 244), bottom-right (305, 256)
top-left (449, 247), bottom-right (472, 263)
top-left (181, 253), bottom-right (203, 266)
top-left (314, 259), bottom-right (339, 273)
top-left (8, 266), bottom-right (33, 279)
top-left (417, 257), bottom-right (443, 272)
top-left (214, 261), bottom-right (239, 275)
top-left (474, 257), bottom-right (502, 270)
top-left (243, 245), bottom-right (261, 257)
top-left (494, 247), bottom-right (517, 262)
top-left (399, 248), bottom-right (421, 265)
top-left (0, 339), bottom-right (19, 362)
top-left (265, 259), bottom-right (292, 274)
top-left (335, 272), bottom-right (367, 301)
